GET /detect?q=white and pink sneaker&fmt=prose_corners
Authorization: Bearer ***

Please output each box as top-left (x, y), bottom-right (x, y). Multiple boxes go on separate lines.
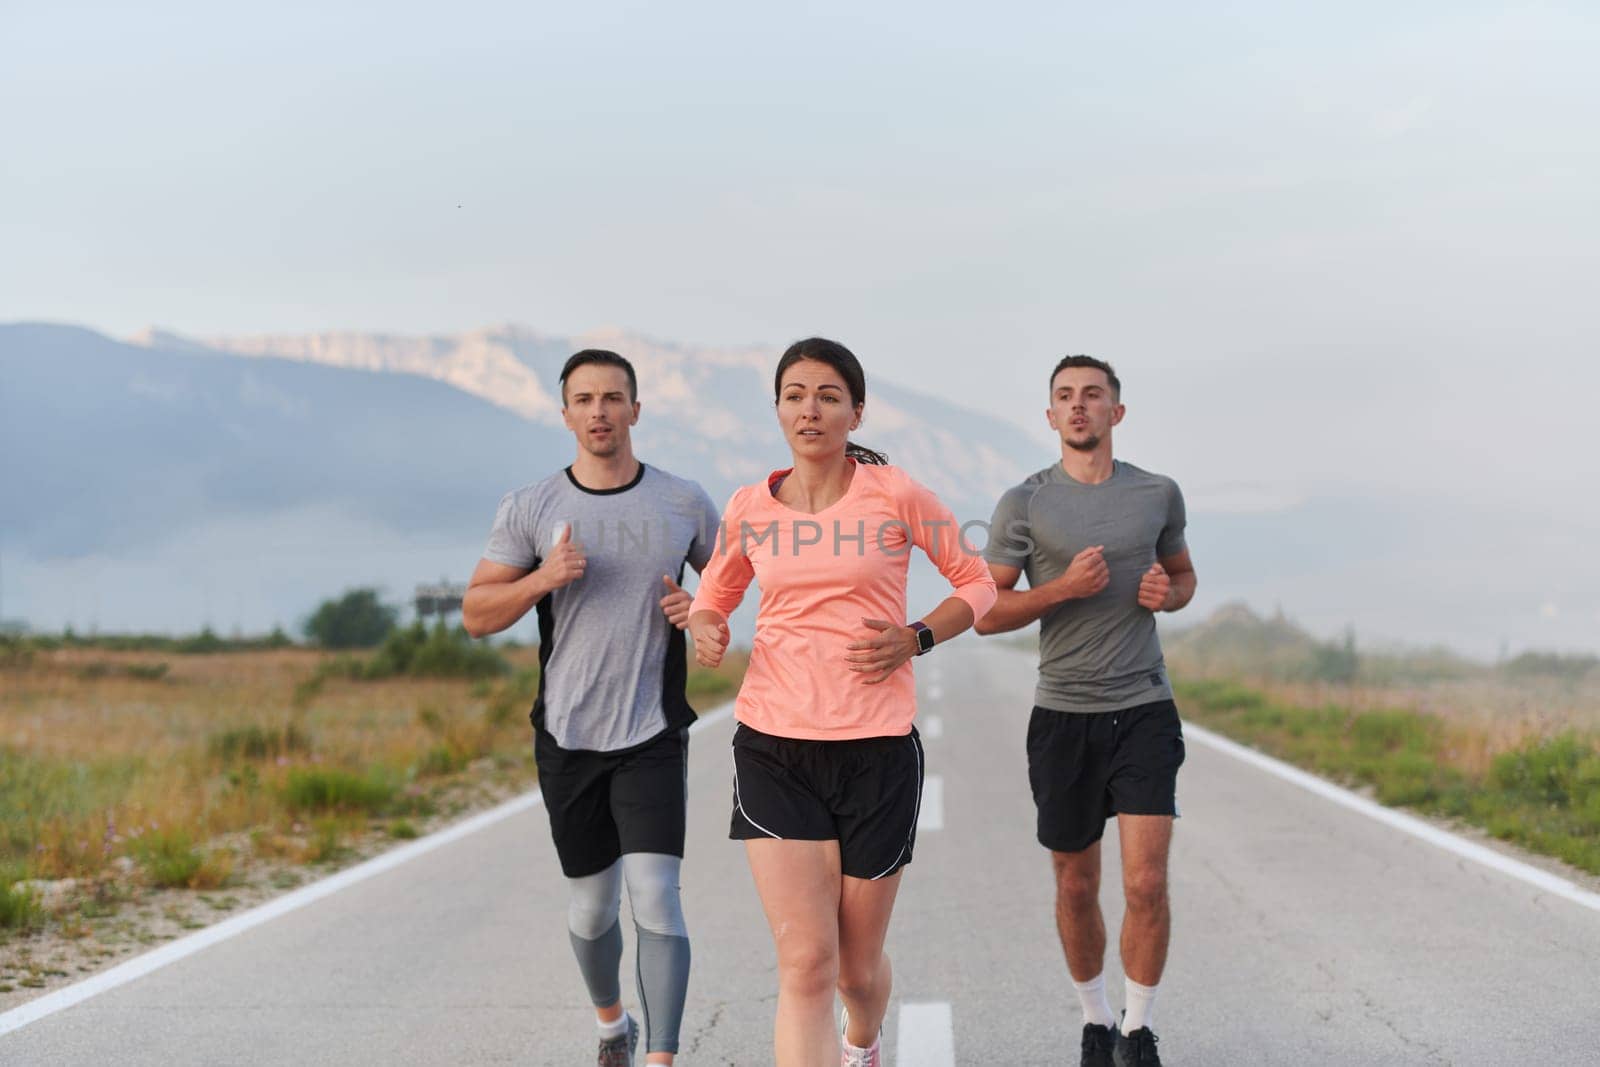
top-left (840, 1006), bottom-right (883, 1067)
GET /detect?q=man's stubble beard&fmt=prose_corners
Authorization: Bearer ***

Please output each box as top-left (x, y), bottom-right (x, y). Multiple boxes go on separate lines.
top-left (581, 429), bottom-right (623, 459)
top-left (1065, 433), bottom-right (1101, 453)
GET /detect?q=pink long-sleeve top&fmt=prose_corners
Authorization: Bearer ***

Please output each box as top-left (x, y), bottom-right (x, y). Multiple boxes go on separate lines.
top-left (690, 461), bottom-right (997, 740)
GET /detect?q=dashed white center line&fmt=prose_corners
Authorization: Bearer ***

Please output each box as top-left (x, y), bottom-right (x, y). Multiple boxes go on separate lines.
top-left (927, 684), bottom-right (944, 701)
top-left (917, 775), bottom-right (944, 832)
top-left (897, 1001), bottom-right (955, 1066)
top-left (920, 715), bottom-right (944, 740)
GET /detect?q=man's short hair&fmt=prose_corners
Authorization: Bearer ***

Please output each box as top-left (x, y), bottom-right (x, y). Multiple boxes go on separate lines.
top-left (1050, 355), bottom-right (1120, 400)
top-left (559, 349), bottom-right (637, 404)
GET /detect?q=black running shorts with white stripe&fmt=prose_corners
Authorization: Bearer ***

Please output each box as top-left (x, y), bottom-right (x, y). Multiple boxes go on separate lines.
top-left (728, 722), bottom-right (924, 880)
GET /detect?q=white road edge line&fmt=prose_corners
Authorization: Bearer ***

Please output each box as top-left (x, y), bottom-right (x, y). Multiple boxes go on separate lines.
top-left (0, 701), bottom-right (737, 1039)
top-left (918, 775), bottom-right (945, 832)
top-left (1185, 721), bottom-right (1600, 915)
top-left (897, 1001), bottom-right (955, 1066)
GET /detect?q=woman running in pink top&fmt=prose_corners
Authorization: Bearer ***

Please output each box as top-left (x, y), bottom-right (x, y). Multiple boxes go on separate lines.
top-left (688, 338), bottom-right (997, 1067)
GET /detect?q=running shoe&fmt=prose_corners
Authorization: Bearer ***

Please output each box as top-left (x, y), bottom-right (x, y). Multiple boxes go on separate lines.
top-left (1112, 1026), bottom-right (1161, 1067)
top-left (597, 1013), bottom-right (638, 1067)
top-left (840, 1005), bottom-right (883, 1067)
top-left (1080, 1022), bottom-right (1117, 1066)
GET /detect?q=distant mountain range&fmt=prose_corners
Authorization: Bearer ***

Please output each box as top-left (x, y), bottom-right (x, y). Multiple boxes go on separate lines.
top-left (128, 322), bottom-right (1039, 521)
top-left (6, 321), bottom-right (1597, 658)
top-left (0, 322), bottom-right (1041, 635)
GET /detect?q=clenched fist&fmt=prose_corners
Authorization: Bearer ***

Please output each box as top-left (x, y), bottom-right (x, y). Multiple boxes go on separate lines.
top-left (1057, 545), bottom-right (1110, 600)
top-left (539, 523), bottom-right (587, 590)
top-left (688, 611), bottom-right (730, 668)
top-left (660, 575), bottom-right (692, 630)
top-left (1137, 562), bottom-right (1170, 611)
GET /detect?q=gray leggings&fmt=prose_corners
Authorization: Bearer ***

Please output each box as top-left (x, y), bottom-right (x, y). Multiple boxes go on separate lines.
top-left (567, 853), bottom-right (691, 1055)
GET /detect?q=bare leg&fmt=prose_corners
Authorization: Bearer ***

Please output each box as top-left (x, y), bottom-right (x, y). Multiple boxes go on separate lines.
top-left (746, 839), bottom-right (843, 1067)
top-left (836, 871), bottom-right (903, 1047)
top-left (1051, 841), bottom-right (1106, 981)
top-left (1117, 815), bottom-right (1173, 985)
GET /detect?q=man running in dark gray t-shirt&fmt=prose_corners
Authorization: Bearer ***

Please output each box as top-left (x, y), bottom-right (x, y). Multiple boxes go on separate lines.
top-left (979, 356), bottom-right (1196, 1067)
top-left (464, 350), bottom-right (717, 1067)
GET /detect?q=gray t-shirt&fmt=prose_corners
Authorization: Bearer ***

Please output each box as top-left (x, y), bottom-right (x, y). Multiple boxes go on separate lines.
top-left (483, 463), bottom-right (719, 752)
top-left (985, 460), bottom-right (1187, 713)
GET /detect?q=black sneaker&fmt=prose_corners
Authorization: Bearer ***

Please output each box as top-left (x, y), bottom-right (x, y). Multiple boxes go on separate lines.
top-left (1080, 1022), bottom-right (1118, 1066)
top-left (1112, 1026), bottom-right (1161, 1067)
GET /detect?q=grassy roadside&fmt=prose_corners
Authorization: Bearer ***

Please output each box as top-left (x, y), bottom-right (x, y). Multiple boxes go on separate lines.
top-left (1176, 678), bottom-right (1600, 876)
top-left (1, 636), bottom-right (748, 963)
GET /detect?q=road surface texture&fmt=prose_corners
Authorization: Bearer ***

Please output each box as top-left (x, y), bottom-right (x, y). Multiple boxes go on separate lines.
top-left (5, 644), bottom-right (1598, 1064)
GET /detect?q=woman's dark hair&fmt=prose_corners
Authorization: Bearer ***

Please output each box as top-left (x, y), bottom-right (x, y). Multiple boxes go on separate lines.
top-left (772, 337), bottom-right (888, 465)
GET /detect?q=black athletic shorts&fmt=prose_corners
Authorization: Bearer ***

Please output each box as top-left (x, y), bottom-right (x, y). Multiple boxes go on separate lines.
top-left (534, 724), bottom-right (689, 879)
top-left (1027, 698), bottom-right (1185, 854)
top-left (729, 722), bottom-right (924, 881)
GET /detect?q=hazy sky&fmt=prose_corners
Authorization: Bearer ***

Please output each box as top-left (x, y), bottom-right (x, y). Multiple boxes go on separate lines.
top-left (4, 2), bottom-right (1598, 651)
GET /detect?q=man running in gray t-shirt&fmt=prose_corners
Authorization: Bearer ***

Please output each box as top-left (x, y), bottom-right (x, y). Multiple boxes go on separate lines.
top-left (978, 355), bottom-right (1197, 1067)
top-left (463, 350), bottom-right (718, 1067)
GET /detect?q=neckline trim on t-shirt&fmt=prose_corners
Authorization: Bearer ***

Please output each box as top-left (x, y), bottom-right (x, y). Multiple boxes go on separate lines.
top-left (565, 462), bottom-right (647, 496)
top-left (765, 458), bottom-right (863, 517)
top-left (1051, 459), bottom-right (1121, 488)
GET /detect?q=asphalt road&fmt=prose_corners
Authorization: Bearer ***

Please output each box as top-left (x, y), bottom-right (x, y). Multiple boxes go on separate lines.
top-left (4, 644), bottom-right (1599, 1065)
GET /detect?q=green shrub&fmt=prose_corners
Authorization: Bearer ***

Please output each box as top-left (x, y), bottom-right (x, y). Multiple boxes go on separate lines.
top-left (306, 818), bottom-right (347, 863)
top-left (1, 880), bottom-right (43, 931)
top-left (304, 589), bottom-right (398, 649)
top-left (1178, 679), bottom-right (1265, 713)
top-left (417, 745), bottom-right (466, 778)
top-left (0, 635), bottom-right (33, 670)
top-left (1491, 734), bottom-right (1588, 807)
top-left (283, 768), bottom-right (398, 814)
top-left (366, 623), bottom-right (508, 680)
top-left (126, 662), bottom-right (170, 681)
top-left (130, 830), bottom-right (203, 888)
top-left (1350, 710), bottom-right (1435, 758)
top-left (176, 628), bottom-right (226, 654)
top-left (291, 673), bottom-right (326, 709)
top-left (486, 668), bottom-right (540, 726)
top-left (1501, 651), bottom-right (1600, 681)
top-left (210, 723), bottom-right (312, 762)
top-left (1, 749), bottom-right (144, 863)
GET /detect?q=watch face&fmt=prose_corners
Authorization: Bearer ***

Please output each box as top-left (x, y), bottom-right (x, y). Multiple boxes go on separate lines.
top-left (916, 626), bottom-right (935, 654)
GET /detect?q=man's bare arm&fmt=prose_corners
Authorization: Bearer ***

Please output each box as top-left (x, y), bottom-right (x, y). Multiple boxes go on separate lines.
top-left (463, 524), bottom-right (589, 637)
top-left (462, 558), bottom-right (551, 638)
top-left (1137, 547), bottom-right (1197, 614)
top-left (1159, 547), bottom-right (1196, 612)
top-left (975, 546), bottom-right (1110, 635)
top-left (975, 563), bottom-right (1050, 635)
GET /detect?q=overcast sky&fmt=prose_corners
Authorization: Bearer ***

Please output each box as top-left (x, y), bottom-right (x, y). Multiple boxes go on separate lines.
top-left (4, 2), bottom-right (1597, 652)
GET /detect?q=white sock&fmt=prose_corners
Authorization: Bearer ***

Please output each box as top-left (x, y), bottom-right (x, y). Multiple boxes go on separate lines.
top-left (1071, 973), bottom-right (1117, 1029)
top-left (1122, 978), bottom-right (1158, 1034)
top-left (597, 1011), bottom-right (630, 1038)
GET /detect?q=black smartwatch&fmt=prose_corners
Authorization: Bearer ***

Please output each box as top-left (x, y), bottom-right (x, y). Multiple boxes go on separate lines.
top-left (910, 621), bottom-right (935, 656)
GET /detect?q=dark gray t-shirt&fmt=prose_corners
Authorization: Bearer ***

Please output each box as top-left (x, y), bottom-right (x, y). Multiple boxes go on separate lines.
top-left (985, 460), bottom-right (1187, 713)
top-left (483, 463), bottom-right (719, 752)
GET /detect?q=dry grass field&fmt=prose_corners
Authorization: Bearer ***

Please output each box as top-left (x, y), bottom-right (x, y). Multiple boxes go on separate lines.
top-left (6, 610), bottom-right (1597, 1000)
top-left (0, 636), bottom-right (746, 992)
top-left (1176, 675), bottom-right (1600, 877)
